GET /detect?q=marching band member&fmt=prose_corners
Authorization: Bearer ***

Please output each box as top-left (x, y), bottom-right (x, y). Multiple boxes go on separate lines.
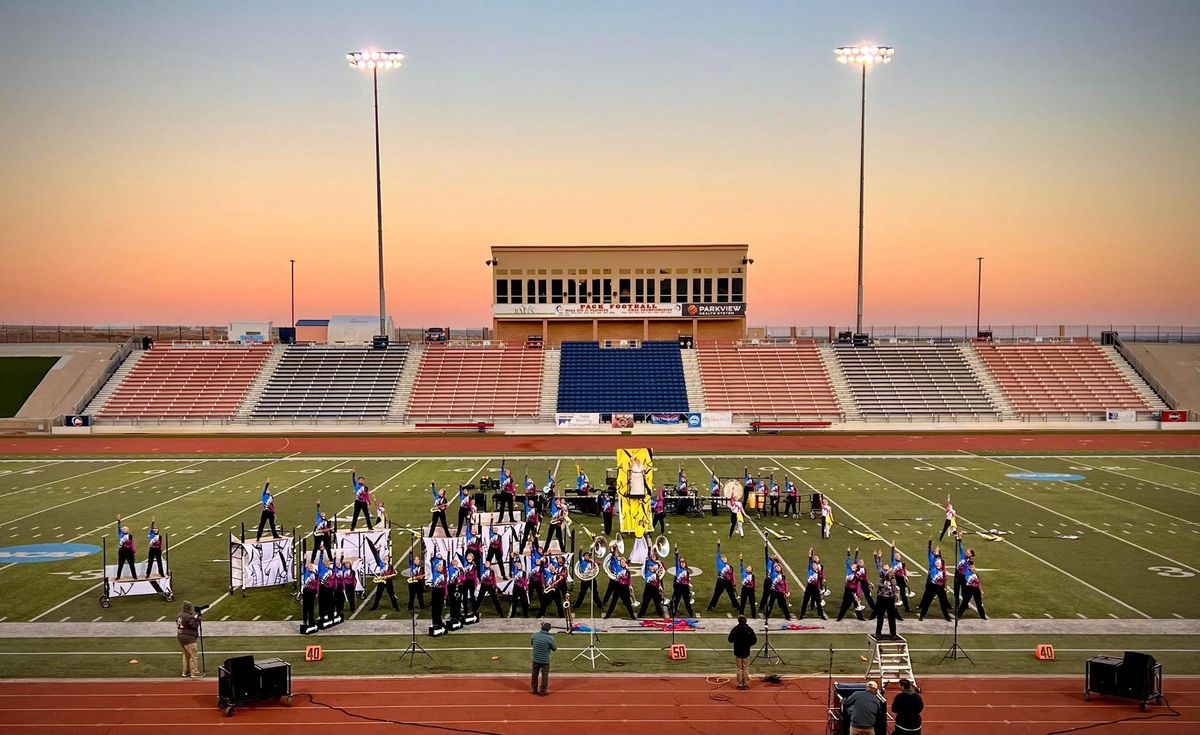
top-left (728, 495), bottom-right (745, 538)
top-left (874, 568), bottom-right (899, 639)
top-left (301, 561), bottom-right (318, 630)
top-left (708, 543), bottom-right (738, 612)
top-left (600, 492), bottom-right (615, 536)
top-left (755, 478), bottom-right (768, 518)
top-left (116, 515), bottom-right (137, 579)
top-left (676, 468), bottom-right (691, 515)
top-left (349, 468), bottom-right (373, 531)
top-left (799, 547), bottom-right (827, 620)
top-left (430, 557), bottom-right (449, 626)
top-left (820, 495), bottom-right (834, 538)
top-left (406, 547), bottom-right (425, 610)
top-left (145, 520), bottom-right (164, 577)
top-left (448, 556), bottom-right (466, 624)
top-left (544, 497), bottom-right (569, 551)
top-left (641, 551), bottom-right (666, 617)
top-left (765, 562), bottom-right (792, 621)
top-left (710, 473), bottom-right (722, 516)
top-left (537, 555), bottom-right (566, 618)
top-left (891, 542), bottom-right (914, 613)
top-left (956, 538), bottom-right (987, 620)
top-left (742, 467), bottom-right (754, 508)
top-left (255, 481), bottom-right (280, 540)
top-left (367, 539), bottom-right (399, 611)
top-left (768, 476), bottom-right (781, 517)
top-left (485, 524), bottom-right (507, 580)
top-left (854, 548), bottom-right (876, 614)
top-left (498, 461), bottom-right (518, 522)
top-left (783, 477), bottom-right (799, 518)
top-left (940, 495), bottom-right (958, 542)
top-left (508, 551), bottom-right (530, 618)
top-left (918, 541), bottom-right (952, 621)
top-left (476, 557), bottom-right (504, 617)
top-left (575, 551), bottom-right (602, 610)
top-left (374, 500), bottom-right (387, 528)
top-left (455, 484), bottom-right (474, 537)
top-left (429, 484), bottom-right (450, 536)
top-left (670, 552), bottom-right (697, 618)
top-left (519, 496), bottom-right (541, 554)
top-left (465, 523), bottom-right (484, 575)
top-left (836, 550), bottom-right (866, 621)
top-left (317, 554), bottom-right (337, 623)
top-left (528, 547), bottom-right (546, 612)
top-left (334, 556), bottom-right (356, 616)
top-left (603, 552), bottom-right (638, 620)
top-left (738, 555), bottom-right (757, 618)
top-left (311, 505), bottom-right (332, 562)
top-left (524, 474), bottom-right (539, 514)
top-left (463, 549), bottom-right (481, 612)
top-left (652, 485), bottom-right (666, 535)
top-left (576, 465), bottom-right (591, 495)
top-left (954, 538), bottom-right (976, 602)
top-left (759, 553), bottom-right (779, 613)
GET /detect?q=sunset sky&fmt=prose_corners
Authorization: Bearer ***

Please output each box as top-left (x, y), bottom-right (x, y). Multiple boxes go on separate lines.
top-left (1, 2), bottom-right (1197, 329)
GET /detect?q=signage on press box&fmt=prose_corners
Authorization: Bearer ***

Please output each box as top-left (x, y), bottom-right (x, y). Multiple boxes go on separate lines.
top-left (683, 303), bottom-right (747, 318)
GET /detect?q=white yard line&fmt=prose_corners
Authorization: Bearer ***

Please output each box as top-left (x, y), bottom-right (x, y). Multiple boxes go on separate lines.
top-left (1134, 457), bottom-right (1200, 478)
top-left (0, 461), bottom-right (137, 500)
top-left (975, 456), bottom-right (1198, 526)
top-left (933, 462), bottom-right (1200, 574)
top-left (840, 458), bottom-right (1152, 619)
top-left (2, 453), bottom-right (1197, 463)
top-left (1063, 458), bottom-right (1200, 498)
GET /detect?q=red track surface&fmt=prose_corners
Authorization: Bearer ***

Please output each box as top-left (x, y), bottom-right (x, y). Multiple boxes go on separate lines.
top-left (1, 432), bottom-right (1197, 455)
top-left (0, 675), bottom-right (1194, 735)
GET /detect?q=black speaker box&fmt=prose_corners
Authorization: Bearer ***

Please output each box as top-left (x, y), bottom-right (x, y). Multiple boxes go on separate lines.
top-left (1119, 651), bottom-right (1157, 698)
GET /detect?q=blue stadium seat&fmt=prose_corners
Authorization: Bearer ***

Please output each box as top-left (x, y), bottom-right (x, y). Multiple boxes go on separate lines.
top-left (556, 341), bottom-right (689, 413)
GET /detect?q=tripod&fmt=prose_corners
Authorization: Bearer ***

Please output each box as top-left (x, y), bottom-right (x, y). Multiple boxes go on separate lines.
top-left (660, 590), bottom-right (678, 652)
top-left (752, 617), bottom-right (784, 665)
top-left (399, 611), bottom-right (431, 667)
top-left (573, 583), bottom-right (608, 668)
top-left (941, 534), bottom-right (973, 664)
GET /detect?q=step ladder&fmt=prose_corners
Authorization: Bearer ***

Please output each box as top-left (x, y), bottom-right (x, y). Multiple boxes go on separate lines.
top-left (866, 634), bottom-right (915, 689)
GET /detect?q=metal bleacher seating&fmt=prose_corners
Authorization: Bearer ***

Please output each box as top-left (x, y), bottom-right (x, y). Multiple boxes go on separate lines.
top-left (557, 341), bottom-right (688, 414)
top-left (97, 342), bottom-right (270, 420)
top-left (974, 339), bottom-right (1155, 417)
top-left (250, 344), bottom-right (408, 419)
top-left (405, 344), bottom-right (543, 420)
top-left (696, 340), bottom-right (842, 419)
top-left (833, 342), bottom-right (998, 420)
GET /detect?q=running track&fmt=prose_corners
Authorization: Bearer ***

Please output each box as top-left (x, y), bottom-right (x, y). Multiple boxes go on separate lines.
top-left (1, 431), bottom-right (1197, 455)
top-left (0, 675), bottom-right (1194, 735)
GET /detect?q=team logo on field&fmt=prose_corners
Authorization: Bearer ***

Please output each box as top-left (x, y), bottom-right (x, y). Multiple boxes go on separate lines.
top-left (0, 543), bottom-right (102, 563)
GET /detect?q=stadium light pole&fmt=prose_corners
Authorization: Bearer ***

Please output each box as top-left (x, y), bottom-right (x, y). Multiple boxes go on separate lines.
top-left (289, 259), bottom-right (296, 329)
top-left (976, 256), bottom-right (983, 336)
top-left (835, 45), bottom-right (894, 335)
top-left (347, 49), bottom-right (405, 340)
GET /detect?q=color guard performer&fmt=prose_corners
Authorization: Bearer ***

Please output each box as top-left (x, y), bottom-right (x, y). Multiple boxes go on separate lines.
top-left (956, 542), bottom-right (988, 620)
top-left (820, 495), bottom-right (834, 539)
top-left (508, 551), bottom-right (530, 618)
top-left (853, 548), bottom-right (876, 614)
top-left (954, 537), bottom-right (976, 603)
top-left (311, 505), bottom-right (332, 562)
top-left (641, 551), bottom-right (666, 617)
top-left (836, 550), bottom-right (866, 621)
top-left (300, 561), bottom-right (318, 630)
top-left (738, 555), bottom-right (757, 618)
top-left (651, 486), bottom-right (666, 535)
top-left (519, 495), bottom-right (541, 554)
top-left (349, 468), bottom-right (373, 531)
top-left (940, 495), bottom-right (957, 541)
top-left (576, 465), bottom-right (591, 495)
top-left (145, 520), bottom-right (164, 577)
top-left (917, 541), bottom-right (952, 621)
top-left (708, 543), bottom-right (738, 612)
top-left (799, 547), bottom-right (827, 620)
top-left (429, 484), bottom-right (450, 537)
top-left (603, 552), bottom-right (638, 620)
top-left (670, 552), bottom-right (697, 618)
top-left (255, 481), bottom-right (280, 541)
top-left (728, 496), bottom-right (745, 538)
top-left (891, 542), bottom-right (914, 613)
top-left (116, 515), bottom-right (137, 579)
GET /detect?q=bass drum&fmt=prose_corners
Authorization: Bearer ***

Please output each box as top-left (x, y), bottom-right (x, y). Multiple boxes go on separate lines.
top-left (722, 481), bottom-right (742, 501)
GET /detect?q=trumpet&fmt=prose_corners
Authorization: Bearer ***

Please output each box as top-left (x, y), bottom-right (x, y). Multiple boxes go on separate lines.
top-left (652, 535), bottom-right (670, 558)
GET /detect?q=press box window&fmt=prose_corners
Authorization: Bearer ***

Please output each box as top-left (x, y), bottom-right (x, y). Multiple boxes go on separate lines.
top-left (496, 279), bottom-right (509, 304)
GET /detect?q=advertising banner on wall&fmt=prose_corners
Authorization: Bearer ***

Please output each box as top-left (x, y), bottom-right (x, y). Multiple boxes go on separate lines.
top-left (1161, 410), bottom-right (1189, 423)
top-left (1105, 409), bottom-right (1138, 422)
top-left (682, 303), bottom-right (747, 318)
top-left (687, 413), bottom-right (703, 428)
top-left (649, 413), bottom-right (682, 424)
top-left (556, 413), bottom-right (601, 427)
top-left (701, 411), bottom-right (734, 427)
top-left (611, 413), bottom-right (635, 428)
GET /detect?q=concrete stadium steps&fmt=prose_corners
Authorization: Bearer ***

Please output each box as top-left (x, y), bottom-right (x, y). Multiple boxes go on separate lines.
top-left (235, 344), bottom-right (286, 418)
top-left (819, 342), bottom-right (862, 421)
top-left (680, 348), bottom-right (706, 412)
top-left (386, 343), bottom-right (425, 421)
top-left (958, 342), bottom-right (1019, 420)
top-left (83, 349), bottom-right (145, 416)
top-left (538, 348), bottom-right (561, 420)
top-left (1101, 345), bottom-right (1169, 410)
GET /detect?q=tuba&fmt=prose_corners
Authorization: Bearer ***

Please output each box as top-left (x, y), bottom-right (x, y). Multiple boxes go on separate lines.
top-left (591, 535), bottom-right (609, 559)
top-left (610, 535), bottom-right (626, 557)
top-left (653, 535), bottom-right (670, 558)
top-left (578, 562), bottom-right (599, 581)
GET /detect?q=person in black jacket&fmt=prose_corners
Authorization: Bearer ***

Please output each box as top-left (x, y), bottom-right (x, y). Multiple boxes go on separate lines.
top-left (891, 678), bottom-right (923, 734)
top-left (727, 616), bottom-right (758, 690)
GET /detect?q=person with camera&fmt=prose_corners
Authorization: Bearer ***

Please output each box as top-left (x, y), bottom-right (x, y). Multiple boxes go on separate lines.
top-left (176, 601), bottom-right (208, 678)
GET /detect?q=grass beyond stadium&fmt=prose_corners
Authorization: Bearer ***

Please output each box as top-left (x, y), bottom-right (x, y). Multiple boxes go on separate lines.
top-left (0, 450), bottom-right (1196, 678)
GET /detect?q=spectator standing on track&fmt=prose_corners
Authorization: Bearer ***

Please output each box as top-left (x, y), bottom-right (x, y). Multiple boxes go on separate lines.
top-left (530, 622), bottom-right (557, 695)
top-left (175, 601), bottom-right (202, 678)
top-left (727, 615), bottom-right (758, 690)
top-left (844, 680), bottom-right (885, 735)
top-left (891, 678), bottom-right (924, 735)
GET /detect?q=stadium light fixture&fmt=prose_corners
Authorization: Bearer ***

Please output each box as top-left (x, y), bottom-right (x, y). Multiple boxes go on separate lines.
top-left (835, 44), bottom-right (894, 334)
top-left (346, 49), bottom-right (405, 340)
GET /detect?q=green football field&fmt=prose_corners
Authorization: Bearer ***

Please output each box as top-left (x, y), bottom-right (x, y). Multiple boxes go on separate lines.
top-left (1, 450), bottom-right (1197, 677)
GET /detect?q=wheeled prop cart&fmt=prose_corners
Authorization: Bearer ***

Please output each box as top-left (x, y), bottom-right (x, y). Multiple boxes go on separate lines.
top-left (217, 655), bottom-right (293, 716)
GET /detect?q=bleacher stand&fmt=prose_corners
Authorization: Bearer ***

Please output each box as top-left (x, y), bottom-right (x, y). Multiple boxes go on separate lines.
top-left (696, 340), bottom-right (842, 419)
top-left (250, 344), bottom-right (407, 419)
top-left (558, 341), bottom-right (688, 414)
top-left (833, 342), bottom-right (998, 420)
top-left (406, 344), bottom-right (543, 420)
top-left (975, 338), bottom-right (1156, 418)
top-left (97, 342), bottom-right (270, 420)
